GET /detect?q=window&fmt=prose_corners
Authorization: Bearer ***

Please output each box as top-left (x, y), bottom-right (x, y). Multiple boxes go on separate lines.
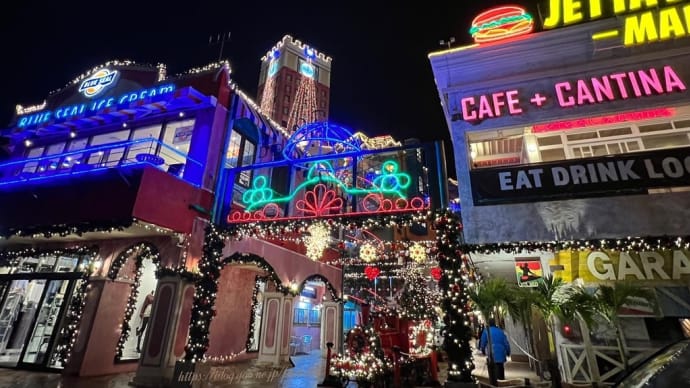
top-left (283, 107), bottom-right (289, 115)
top-left (22, 147), bottom-right (44, 173)
top-left (226, 130), bottom-right (242, 168)
top-left (127, 124), bottom-right (162, 161)
top-left (284, 95), bottom-right (290, 103)
top-left (293, 308), bottom-right (308, 325)
top-left (63, 138), bottom-right (88, 169)
top-left (88, 129), bottom-right (130, 165)
top-left (225, 129), bottom-right (256, 188)
top-left (642, 133), bottom-right (690, 149)
top-left (309, 309), bottom-right (321, 326)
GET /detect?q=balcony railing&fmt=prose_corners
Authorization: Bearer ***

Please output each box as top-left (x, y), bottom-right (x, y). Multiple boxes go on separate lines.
top-left (0, 138), bottom-right (201, 187)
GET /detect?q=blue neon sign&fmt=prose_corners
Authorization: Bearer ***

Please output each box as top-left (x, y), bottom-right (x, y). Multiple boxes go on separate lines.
top-left (17, 84), bottom-right (176, 128)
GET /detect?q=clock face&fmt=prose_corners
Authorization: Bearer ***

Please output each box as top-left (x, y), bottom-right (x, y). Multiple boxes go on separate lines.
top-left (299, 62), bottom-right (315, 79)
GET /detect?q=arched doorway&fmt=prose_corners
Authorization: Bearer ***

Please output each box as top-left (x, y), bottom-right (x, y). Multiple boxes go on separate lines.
top-left (291, 275), bottom-right (341, 355)
top-left (202, 253), bottom-right (285, 362)
top-left (107, 242), bottom-right (160, 361)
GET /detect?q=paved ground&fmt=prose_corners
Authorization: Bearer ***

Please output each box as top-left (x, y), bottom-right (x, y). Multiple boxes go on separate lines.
top-left (0, 349), bottom-right (548, 387)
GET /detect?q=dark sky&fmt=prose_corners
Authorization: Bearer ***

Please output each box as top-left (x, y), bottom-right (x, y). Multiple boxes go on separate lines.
top-left (0, 1), bottom-right (544, 179)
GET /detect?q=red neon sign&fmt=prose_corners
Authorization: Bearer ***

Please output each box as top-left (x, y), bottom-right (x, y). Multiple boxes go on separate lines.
top-left (532, 108), bottom-right (676, 133)
top-left (469, 6), bottom-right (534, 44)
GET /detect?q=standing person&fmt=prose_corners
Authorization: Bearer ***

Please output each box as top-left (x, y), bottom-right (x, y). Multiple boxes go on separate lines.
top-left (479, 318), bottom-right (511, 381)
top-left (136, 290), bottom-right (155, 353)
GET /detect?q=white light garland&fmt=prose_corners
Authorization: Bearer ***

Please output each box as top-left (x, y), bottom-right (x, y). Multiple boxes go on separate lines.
top-left (359, 243), bottom-right (377, 263)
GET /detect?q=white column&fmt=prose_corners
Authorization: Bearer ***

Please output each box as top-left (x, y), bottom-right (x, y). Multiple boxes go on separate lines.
top-left (320, 301), bottom-right (342, 357)
top-left (257, 292), bottom-right (293, 365)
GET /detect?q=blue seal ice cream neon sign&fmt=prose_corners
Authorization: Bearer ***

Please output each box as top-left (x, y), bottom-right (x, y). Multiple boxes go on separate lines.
top-left (17, 83), bottom-right (176, 128)
top-left (78, 69), bottom-right (119, 97)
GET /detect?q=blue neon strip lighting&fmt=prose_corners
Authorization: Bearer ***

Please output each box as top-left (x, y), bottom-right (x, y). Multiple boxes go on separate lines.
top-left (0, 138), bottom-right (201, 187)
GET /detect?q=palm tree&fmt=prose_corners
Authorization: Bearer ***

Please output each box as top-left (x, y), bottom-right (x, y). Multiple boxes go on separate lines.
top-left (505, 287), bottom-right (541, 369)
top-left (535, 275), bottom-right (575, 387)
top-left (591, 281), bottom-right (657, 372)
top-left (467, 277), bottom-right (513, 385)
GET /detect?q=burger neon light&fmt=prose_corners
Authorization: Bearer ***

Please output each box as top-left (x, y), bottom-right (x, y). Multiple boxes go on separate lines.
top-left (469, 5), bottom-right (534, 44)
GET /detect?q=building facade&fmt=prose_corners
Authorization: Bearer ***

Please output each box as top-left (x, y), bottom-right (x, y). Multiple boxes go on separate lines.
top-left (430, 1), bottom-right (690, 384)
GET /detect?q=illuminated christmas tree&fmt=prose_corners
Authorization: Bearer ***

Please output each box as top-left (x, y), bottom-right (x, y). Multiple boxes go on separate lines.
top-left (286, 63), bottom-right (318, 132)
top-left (398, 266), bottom-right (440, 321)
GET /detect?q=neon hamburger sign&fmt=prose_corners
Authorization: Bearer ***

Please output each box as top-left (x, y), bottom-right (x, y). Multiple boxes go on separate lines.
top-left (469, 5), bottom-right (535, 43)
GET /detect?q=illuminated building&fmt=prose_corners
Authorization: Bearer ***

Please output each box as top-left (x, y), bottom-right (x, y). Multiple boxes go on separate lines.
top-left (257, 35), bottom-right (332, 131)
top-left (0, 49), bottom-right (454, 387)
top-left (430, 2), bottom-right (690, 385)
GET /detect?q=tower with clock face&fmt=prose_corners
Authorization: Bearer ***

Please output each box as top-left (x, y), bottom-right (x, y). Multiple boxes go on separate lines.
top-left (257, 35), bottom-right (332, 132)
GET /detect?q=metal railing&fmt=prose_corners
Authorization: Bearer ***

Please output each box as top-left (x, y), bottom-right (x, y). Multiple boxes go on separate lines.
top-left (0, 138), bottom-right (201, 186)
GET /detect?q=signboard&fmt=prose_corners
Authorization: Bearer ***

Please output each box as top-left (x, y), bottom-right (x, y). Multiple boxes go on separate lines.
top-left (552, 249), bottom-right (690, 283)
top-left (173, 126), bottom-right (193, 144)
top-left (449, 60), bottom-right (688, 126)
top-left (542, 0), bottom-right (690, 47)
top-left (469, 6), bottom-right (534, 44)
top-left (17, 83), bottom-right (176, 128)
top-left (470, 146), bottom-right (690, 205)
top-left (78, 69), bottom-right (119, 97)
top-left (515, 257), bottom-right (543, 287)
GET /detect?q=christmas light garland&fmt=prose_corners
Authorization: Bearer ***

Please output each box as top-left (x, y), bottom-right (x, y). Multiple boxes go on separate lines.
top-left (110, 243), bottom-right (161, 360)
top-left (0, 219), bottom-right (134, 239)
top-left (245, 275), bottom-right (267, 351)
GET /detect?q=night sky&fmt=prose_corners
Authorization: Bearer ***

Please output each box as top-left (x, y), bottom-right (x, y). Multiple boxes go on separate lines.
top-left (0, 1), bottom-right (544, 179)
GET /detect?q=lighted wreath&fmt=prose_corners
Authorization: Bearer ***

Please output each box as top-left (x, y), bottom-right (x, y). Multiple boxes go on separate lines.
top-left (409, 243), bottom-right (427, 263)
top-left (359, 243), bottom-right (377, 263)
top-left (409, 320), bottom-right (434, 356)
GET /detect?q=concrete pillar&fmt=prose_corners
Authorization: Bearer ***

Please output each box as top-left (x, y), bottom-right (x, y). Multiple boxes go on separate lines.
top-left (257, 292), bottom-right (293, 365)
top-left (131, 275), bottom-right (195, 387)
top-left (320, 301), bottom-right (342, 357)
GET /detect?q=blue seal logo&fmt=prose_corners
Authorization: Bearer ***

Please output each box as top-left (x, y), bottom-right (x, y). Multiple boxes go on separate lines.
top-left (79, 69), bottom-right (119, 98)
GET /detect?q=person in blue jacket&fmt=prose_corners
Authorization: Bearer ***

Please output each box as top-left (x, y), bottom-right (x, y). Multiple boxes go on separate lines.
top-left (479, 318), bottom-right (511, 380)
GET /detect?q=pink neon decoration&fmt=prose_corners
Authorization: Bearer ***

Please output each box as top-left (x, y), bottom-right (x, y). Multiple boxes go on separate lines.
top-left (295, 184), bottom-right (344, 217)
top-left (533, 108), bottom-right (675, 133)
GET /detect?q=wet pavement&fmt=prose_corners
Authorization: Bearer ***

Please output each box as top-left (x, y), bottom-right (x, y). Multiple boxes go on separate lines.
top-left (0, 349), bottom-right (548, 387)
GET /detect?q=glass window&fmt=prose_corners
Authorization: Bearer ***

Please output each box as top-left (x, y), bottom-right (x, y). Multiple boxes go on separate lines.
top-left (63, 138), bottom-right (88, 169)
top-left (23, 147), bottom-right (45, 173)
top-left (537, 135), bottom-right (562, 146)
top-left (226, 130), bottom-right (242, 168)
top-left (127, 124), bottom-right (163, 162)
top-left (309, 309), bottom-right (321, 326)
top-left (567, 132), bottom-right (598, 141)
top-left (673, 119), bottom-right (690, 129)
top-left (45, 143), bottom-right (66, 171)
top-left (164, 120), bottom-right (195, 152)
top-left (293, 308), bottom-right (308, 325)
top-left (642, 134), bottom-right (690, 149)
top-left (88, 129), bottom-right (130, 165)
top-left (600, 127), bottom-right (632, 137)
top-left (639, 122), bottom-right (673, 132)
top-left (540, 148), bottom-right (566, 162)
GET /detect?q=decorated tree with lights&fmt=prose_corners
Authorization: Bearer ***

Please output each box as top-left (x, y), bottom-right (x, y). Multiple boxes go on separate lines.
top-left (398, 266), bottom-right (440, 321)
top-left (435, 210), bottom-right (476, 383)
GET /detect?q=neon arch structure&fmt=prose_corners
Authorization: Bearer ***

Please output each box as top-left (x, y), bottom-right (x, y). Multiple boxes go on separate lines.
top-left (283, 121), bottom-right (362, 168)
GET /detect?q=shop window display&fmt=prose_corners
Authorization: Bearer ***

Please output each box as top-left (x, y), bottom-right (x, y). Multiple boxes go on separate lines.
top-left (118, 256), bottom-right (157, 360)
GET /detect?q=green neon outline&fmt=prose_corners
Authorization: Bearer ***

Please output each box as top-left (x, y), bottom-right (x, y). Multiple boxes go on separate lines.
top-left (242, 160), bottom-right (412, 211)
